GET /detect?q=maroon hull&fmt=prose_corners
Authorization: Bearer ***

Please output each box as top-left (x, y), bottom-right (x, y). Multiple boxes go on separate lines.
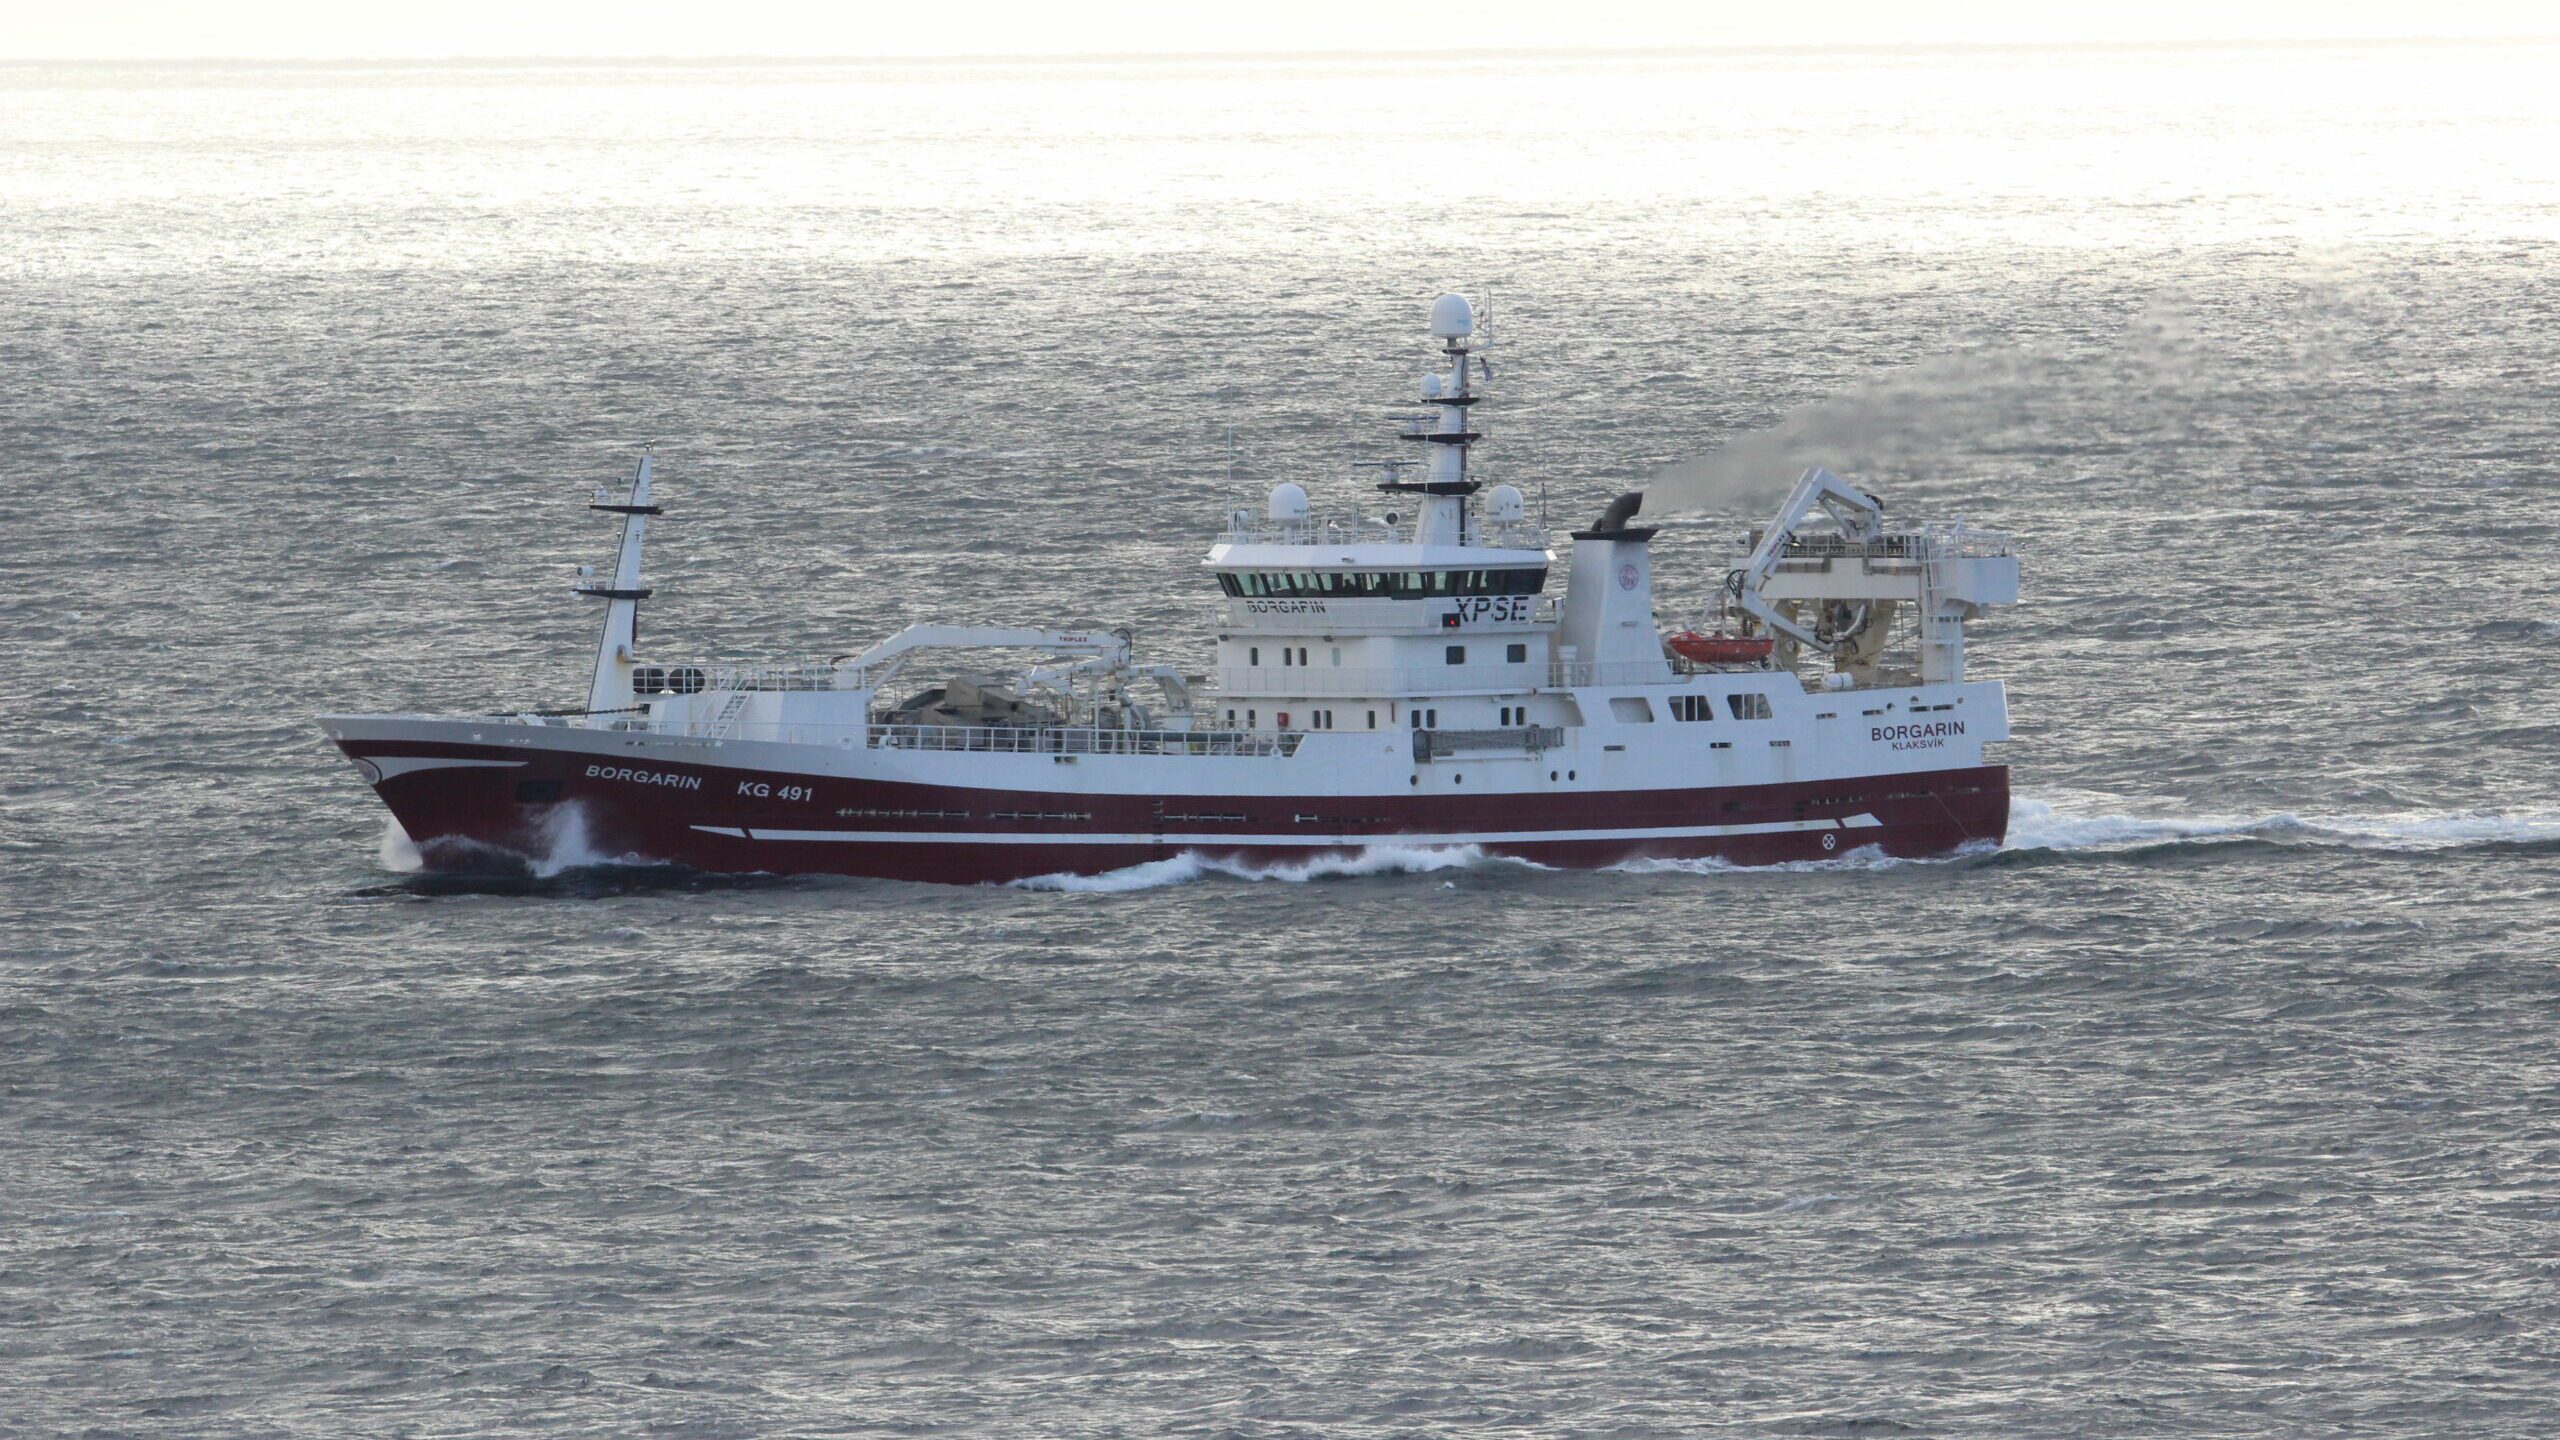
top-left (341, 736), bottom-right (2009, 885)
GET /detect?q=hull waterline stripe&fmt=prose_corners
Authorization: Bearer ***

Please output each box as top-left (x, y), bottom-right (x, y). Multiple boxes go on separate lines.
top-left (694, 814), bottom-right (1885, 847)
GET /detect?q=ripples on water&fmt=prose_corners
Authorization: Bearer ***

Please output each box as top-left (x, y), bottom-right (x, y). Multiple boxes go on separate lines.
top-left (5, 43), bottom-right (2559, 1437)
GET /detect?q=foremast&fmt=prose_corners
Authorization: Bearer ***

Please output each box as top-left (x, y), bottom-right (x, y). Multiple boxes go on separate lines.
top-left (577, 453), bottom-right (659, 721)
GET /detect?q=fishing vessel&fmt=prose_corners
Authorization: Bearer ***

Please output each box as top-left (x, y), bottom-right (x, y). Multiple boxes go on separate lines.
top-left (322, 295), bottom-right (2019, 884)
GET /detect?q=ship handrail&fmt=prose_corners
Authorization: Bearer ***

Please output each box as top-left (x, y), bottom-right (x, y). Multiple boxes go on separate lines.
top-left (866, 722), bottom-right (1302, 758)
top-left (1217, 506), bottom-right (1550, 553)
top-left (1753, 526), bottom-right (2013, 562)
top-left (677, 661), bottom-right (846, 692)
top-left (553, 714), bottom-right (1303, 755)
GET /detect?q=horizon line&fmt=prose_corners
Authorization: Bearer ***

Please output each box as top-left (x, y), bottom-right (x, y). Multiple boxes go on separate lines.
top-left (7, 33), bottom-right (2558, 68)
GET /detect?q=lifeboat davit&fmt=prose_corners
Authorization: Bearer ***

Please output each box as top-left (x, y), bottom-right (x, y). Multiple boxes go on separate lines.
top-left (1667, 631), bottom-right (1775, 665)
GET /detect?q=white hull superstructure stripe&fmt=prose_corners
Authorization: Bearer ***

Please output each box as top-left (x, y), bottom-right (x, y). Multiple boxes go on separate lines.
top-left (360, 756), bottom-right (527, 782)
top-left (692, 814), bottom-right (1885, 846)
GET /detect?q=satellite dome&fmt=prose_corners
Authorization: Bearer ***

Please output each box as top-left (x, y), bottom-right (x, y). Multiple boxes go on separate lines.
top-left (1428, 293), bottom-right (1474, 340)
top-left (1267, 482), bottom-right (1310, 523)
top-left (1487, 484), bottom-right (1526, 522)
top-left (1420, 372), bottom-right (1443, 399)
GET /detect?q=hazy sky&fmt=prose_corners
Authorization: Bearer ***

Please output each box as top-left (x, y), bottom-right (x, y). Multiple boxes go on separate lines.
top-left (6, 0), bottom-right (2554, 60)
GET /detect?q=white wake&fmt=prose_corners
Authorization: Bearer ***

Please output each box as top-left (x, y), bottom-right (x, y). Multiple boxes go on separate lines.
top-left (2003, 795), bottom-right (2560, 855)
top-left (1012, 843), bottom-right (1509, 893)
top-left (1006, 797), bottom-right (2560, 892)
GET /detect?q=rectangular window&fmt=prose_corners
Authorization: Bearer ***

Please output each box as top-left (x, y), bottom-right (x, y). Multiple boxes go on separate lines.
top-left (1249, 646), bottom-right (1260, 666)
top-left (1727, 693), bottom-right (1773, 720)
top-left (1367, 710), bottom-right (1377, 729)
top-left (1445, 645), bottom-right (1465, 665)
top-left (1507, 643), bottom-right (1527, 664)
top-left (1330, 647), bottom-right (1341, 665)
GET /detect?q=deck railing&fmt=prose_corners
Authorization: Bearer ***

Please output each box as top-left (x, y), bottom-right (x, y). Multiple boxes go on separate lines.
top-left (866, 723), bottom-right (1301, 758)
top-left (1218, 507), bottom-right (1550, 553)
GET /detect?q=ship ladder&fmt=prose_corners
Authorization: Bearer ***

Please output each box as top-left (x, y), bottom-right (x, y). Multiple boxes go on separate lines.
top-left (706, 691), bottom-right (750, 740)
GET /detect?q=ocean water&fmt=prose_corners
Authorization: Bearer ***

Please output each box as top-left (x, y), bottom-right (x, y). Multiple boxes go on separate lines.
top-left (6, 44), bottom-right (2560, 1437)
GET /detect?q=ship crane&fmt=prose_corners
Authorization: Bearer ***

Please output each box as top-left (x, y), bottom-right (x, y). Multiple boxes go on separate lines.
top-left (1728, 466), bottom-right (1889, 667)
top-left (1727, 466), bottom-right (2017, 686)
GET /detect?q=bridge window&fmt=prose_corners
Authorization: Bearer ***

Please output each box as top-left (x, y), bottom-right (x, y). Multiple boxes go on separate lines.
top-left (1671, 695), bottom-right (1714, 722)
top-left (1727, 693), bottom-right (1774, 721)
top-left (1216, 568), bottom-right (1546, 599)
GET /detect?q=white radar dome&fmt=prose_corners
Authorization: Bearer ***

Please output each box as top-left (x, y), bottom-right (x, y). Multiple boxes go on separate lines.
top-left (1428, 293), bottom-right (1475, 340)
top-left (1267, 482), bottom-right (1310, 523)
top-left (1421, 372), bottom-right (1443, 399)
top-left (1487, 484), bottom-right (1526, 522)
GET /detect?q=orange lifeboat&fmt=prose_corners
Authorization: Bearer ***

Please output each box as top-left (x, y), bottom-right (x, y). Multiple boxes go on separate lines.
top-left (1667, 631), bottom-right (1774, 665)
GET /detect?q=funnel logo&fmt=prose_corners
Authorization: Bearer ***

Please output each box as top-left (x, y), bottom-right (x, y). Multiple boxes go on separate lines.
top-left (1617, 563), bottom-right (1639, 591)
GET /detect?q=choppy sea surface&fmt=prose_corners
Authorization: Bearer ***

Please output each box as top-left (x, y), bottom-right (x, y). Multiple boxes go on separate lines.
top-left (6, 44), bottom-right (2560, 1437)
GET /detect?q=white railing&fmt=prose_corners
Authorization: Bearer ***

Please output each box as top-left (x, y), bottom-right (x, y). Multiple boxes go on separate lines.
top-left (1218, 507), bottom-right (1549, 554)
top-left (1547, 659), bottom-right (1719, 686)
top-left (700, 661), bottom-right (844, 692)
top-left (634, 660), bottom-right (846, 696)
top-left (1750, 525), bottom-right (2013, 564)
top-left (579, 715), bottom-right (1301, 757)
top-left (1212, 656), bottom-right (1768, 696)
top-left (867, 723), bottom-right (1299, 758)
top-left (1920, 522), bottom-right (2015, 558)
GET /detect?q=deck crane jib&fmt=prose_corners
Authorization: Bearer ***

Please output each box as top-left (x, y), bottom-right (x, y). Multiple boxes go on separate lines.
top-left (1723, 466), bottom-right (2018, 687)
